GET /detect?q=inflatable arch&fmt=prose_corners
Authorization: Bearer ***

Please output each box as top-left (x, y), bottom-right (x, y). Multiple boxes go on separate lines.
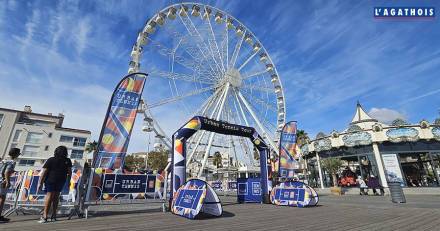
top-left (170, 116), bottom-right (271, 218)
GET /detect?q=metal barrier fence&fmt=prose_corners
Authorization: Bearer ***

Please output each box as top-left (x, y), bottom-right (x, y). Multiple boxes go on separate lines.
top-left (4, 169), bottom-right (82, 218)
top-left (208, 181), bottom-right (238, 192)
top-left (83, 168), bottom-right (167, 218)
top-left (3, 167), bottom-right (168, 219)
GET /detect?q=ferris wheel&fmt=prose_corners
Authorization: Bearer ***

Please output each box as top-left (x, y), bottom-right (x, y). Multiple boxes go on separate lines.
top-left (129, 3), bottom-right (286, 177)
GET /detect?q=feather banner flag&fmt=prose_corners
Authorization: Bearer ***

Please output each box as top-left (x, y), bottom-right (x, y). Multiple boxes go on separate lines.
top-left (93, 72), bottom-right (147, 169)
top-left (278, 121), bottom-right (299, 178)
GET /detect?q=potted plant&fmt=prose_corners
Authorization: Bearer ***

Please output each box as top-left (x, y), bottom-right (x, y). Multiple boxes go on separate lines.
top-left (321, 157), bottom-right (343, 195)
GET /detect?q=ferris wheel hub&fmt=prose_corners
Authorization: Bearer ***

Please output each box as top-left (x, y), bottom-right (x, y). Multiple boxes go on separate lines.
top-left (224, 68), bottom-right (242, 88)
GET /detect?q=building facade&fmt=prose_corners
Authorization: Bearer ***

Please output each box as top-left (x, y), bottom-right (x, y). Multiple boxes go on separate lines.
top-left (0, 106), bottom-right (91, 171)
top-left (302, 103), bottom-right (440, 189)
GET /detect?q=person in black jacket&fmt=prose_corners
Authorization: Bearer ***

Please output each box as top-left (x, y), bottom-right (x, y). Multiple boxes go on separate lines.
top-left (38, 146), bottom-right (72, 223)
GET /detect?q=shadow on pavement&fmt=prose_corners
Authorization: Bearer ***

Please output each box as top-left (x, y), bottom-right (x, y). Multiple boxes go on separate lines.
top-left (221, 201), bottom-right (240, 206)
top-left (87, 207), bottom-right (163, 218)
top-left (197, 211), bottom-right (235, 220)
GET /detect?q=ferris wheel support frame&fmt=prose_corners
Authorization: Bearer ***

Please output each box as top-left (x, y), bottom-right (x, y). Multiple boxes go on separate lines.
top-left (198, 82), bottom-right (231, 177)
top-left (186, 86), bottom-right (225, 166)
top-left (233, 89), bottom-right (250, 126)
top-left (237, 91), bottom-right (279, 155)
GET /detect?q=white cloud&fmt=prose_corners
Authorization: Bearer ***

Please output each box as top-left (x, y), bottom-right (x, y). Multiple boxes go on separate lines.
top-left (368, 108), bottom-right (406, 124)
top-left (399, 88), bottom-right (440, 106)
top-left (19, 8), bottom-right (40, 51)
top-left (73, 17), bottom-right (91, 56)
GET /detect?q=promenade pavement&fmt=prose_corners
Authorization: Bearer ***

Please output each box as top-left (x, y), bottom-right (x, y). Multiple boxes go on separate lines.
top-left (1, 194), bottom-right (439, 231)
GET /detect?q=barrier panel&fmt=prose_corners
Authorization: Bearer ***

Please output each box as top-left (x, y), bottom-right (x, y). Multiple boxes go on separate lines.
top-left (19, 169), bottom-right (81, 202)
top-left (171, 179), bottom-right (222, 219)
top-left (4, 169), bottom-right (82, 217)
top-left (237, 178), bottom-right (262, 203)
top-left (210, 181), bottom-right (223, 191)
top-left (208, 181), bottom-right (237, 192)
top-left (5, 171), bottom-right (25, 202)
top-left (5, 166), bottom-right (167, 219)
top-left (270, 181), bottom-right (319, 207)
top-left (82, 168), bottom-right (166, 218)
top-left (85, 169), bottom-right (162, 203)
top-left (228, 181), bottom-right (237, 191)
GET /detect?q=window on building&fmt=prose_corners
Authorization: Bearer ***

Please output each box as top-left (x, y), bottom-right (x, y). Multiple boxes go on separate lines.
top-left (48, 133), bottom-right (52, 138)
top-left (32, 120), bottom-right (51, 127)
top-left (18, 159), bottom-right (36, 166)
top-left (44, 145), bottom-right (49, 151)
top-left (60, 135), bottom-right (73, 142)
top-left (399, 153), bottom-right (439, 187)
top-left (70, 149), bottom-right (84, 159)
top-left (22, 145), bottom-right (40, 157)
top-left (73, 137), bottom-right (87, 147)
top-left (26, 132), bottom-right (44, 144)
top-left (12, 130), bottom-right (22, 142)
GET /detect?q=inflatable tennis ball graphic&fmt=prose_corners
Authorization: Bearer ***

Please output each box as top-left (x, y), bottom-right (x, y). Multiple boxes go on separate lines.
top-left (95, 168), bottom-right (103, 174)
top-left (102, 134), bottom-right (114, 145)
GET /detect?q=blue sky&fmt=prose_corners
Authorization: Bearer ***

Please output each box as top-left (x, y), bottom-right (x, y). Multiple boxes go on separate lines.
top-left (0, 0), bottom-right (439, 153)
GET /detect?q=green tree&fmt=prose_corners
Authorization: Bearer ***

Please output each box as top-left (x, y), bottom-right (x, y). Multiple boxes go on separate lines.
top-left (213, 152), bottom-right (223, 180)
top-left (253, 148), bottom-right (260, 160)
top-left (124, 155), bottom-right (146, 171)
top-left (213, 151), bottom-right (223, 168)
top-left (146, 151), bottom-right (168, 171)
top-left (85, 140), bottom-right (98, 153)
top-left (296, 130), bottom-right (309, 148)
top-left (320, 157), bottom-right (343, 187)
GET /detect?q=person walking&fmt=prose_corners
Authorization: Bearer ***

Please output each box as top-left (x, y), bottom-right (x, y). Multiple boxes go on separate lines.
top-left (0, 148), bottom-right (21, 223)
top-left (38, 146), bottom-right (72, 223)
top-left (367, 175), bottom-right (385, 196)
top-left (356, 176), bottom-right (368, 195)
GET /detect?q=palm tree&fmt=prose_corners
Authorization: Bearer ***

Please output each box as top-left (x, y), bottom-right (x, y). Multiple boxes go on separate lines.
top-left (296, 130), bottom-right (309, 148)
top-left (213, 152), bottom-right (223, 180)
top-left (253, 148), bottom-right (260, 161)
top-left (85, 141), bottom-right (98, 164)
top-left (85, 140), bottom-right (98, 153)
top-left (321, 157), bottom-right (343, 187)
top-left (296, 130), bottom-right (310, 182)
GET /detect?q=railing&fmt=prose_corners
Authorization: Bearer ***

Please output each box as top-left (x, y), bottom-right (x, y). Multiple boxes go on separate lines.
top-left (4, 167), bottom-right (168, 219)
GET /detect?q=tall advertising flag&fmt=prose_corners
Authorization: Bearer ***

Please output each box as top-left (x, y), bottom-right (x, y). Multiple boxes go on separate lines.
top-left (93, 73), bottom-right (147, 169)
top-left (278, 121), bottom-right (299, 178)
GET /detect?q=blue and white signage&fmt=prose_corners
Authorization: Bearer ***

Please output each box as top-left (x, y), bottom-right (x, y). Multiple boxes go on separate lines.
top-left (171, 179), bottom-right (222, 219)
top-left (228, 181), bottom-right (237, 190)
top-left (270, 181), bottom-right (319, 207)
top-left (237, 178), bottom-right (262, 203)
top-left (101, 174), bottom-right (156, 194)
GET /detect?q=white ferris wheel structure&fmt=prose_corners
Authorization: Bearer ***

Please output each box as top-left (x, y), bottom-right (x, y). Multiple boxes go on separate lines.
top-left (129, 3), bottom-right (286, 178)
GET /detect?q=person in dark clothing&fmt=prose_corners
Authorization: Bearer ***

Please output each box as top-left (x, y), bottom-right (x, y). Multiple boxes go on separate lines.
top-left (38, 146), bottom-right (72, 223)
top-left (367, 175), bottom-right (385, 196)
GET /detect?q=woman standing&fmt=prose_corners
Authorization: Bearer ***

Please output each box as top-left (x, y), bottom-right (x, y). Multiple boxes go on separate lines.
top-left (38, 146), bottom-right (72, 223)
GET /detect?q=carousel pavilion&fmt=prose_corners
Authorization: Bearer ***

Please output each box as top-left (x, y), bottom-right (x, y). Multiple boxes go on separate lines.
top-left (302, 102), bottom-right (440, 191)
